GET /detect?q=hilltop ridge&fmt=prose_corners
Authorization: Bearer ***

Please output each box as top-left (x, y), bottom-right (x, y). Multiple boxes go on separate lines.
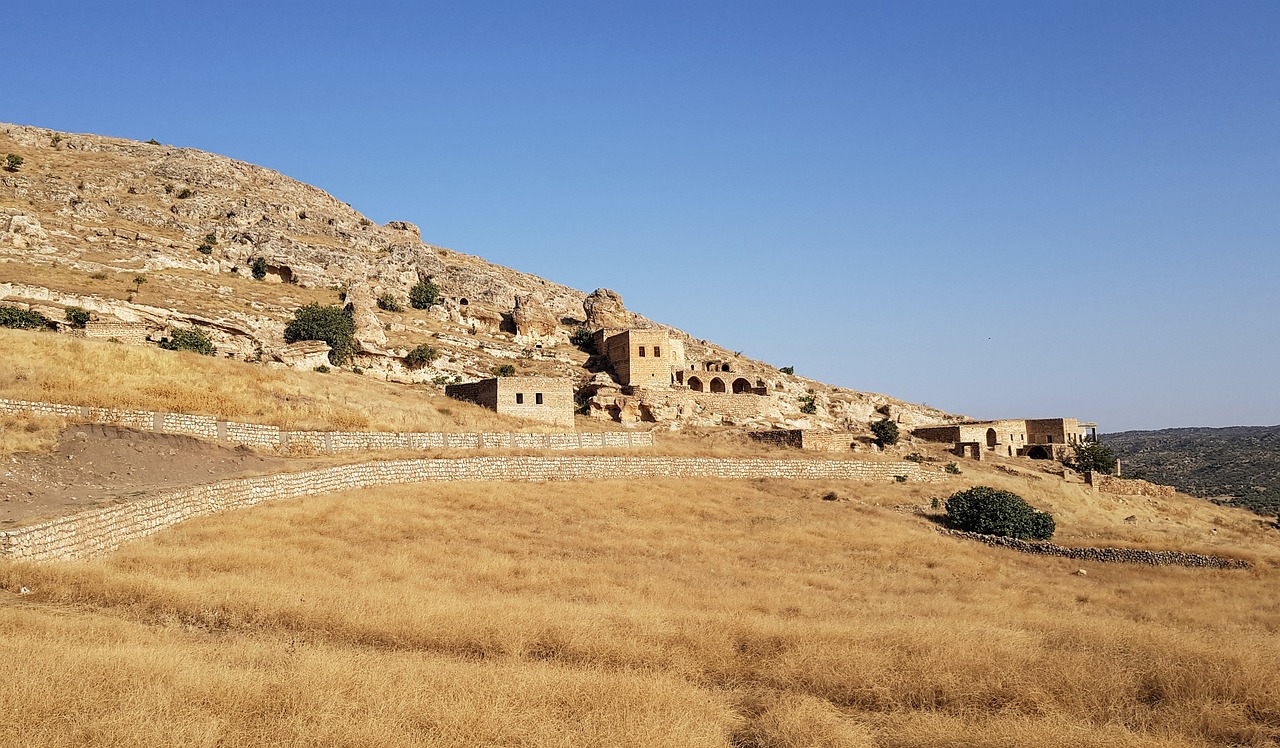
top-left (0, 122), bottom-right (959, 433)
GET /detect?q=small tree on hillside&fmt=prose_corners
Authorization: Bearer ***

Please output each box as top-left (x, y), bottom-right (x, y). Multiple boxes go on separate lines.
top-left (409, 280), bottom-right (440, 309)
top-left (5, 154), bottom-right (24, 172)
top-left (1067, 436), bottom-right (1117, 475)
top-left (871, 419), bottom-right (900, 446)
top-left (285, 304), bottom-right (356, 364)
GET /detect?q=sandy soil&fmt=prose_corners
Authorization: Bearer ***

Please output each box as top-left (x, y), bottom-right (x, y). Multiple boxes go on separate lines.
top-left (0, 424), bottom-right (315, 526)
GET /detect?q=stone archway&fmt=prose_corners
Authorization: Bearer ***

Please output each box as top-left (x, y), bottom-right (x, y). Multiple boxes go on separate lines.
top-left (732, 377), bottom-right (753, 394)
top-left (710, 377), bottom-right (726, 393)
top-left (687, 376), bottom-right (704, 392)
top-left (1027, 445), bottom-right (1051, 460)
top-left (986, 428), bottom-right (998, 448)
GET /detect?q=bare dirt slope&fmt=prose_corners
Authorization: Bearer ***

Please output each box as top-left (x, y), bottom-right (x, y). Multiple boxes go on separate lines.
top-left (0, 424), bottom-right (308, 525)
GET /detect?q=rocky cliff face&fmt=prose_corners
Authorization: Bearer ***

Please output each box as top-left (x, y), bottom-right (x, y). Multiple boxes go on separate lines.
top-left (0, 122), bottom-right (961, 432)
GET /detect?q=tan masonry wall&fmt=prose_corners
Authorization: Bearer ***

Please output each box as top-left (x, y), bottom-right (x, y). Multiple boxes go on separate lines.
top-left (0, 456), bottom-right (940, 561)
top-left (1086, 472), bottom-right (1179, 498)
top-left (748, 430), bottom-right (859, 452)
top-left (0, 398), bottom-right (653, 452)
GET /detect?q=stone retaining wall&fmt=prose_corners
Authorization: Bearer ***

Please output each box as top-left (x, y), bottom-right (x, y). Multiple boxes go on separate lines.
top-left (1086, 472), bottom-right (1179, 498)
top-left (0, 398), bottom-right (653, 452)
top-left (944, 529), bottom-right (1250, 569)
top-left (0, 456), bottom-right (937, 561)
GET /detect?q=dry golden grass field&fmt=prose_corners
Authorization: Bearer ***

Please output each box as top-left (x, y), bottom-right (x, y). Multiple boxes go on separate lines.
top-left (2, 475), bottom-right (1278, 747)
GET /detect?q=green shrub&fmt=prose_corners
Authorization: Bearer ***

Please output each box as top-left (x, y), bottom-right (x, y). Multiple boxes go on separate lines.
top-left (284, 304), bottom-right (356, 365)
top-left (376, 293), bottom-right (404, 313)
top-left (5, 154), bottom-right (23, 172)
top-left (64, 307), bottom-right (90, 329)
top-left (904, 452), bottom-right (925, 463)
top-left (409, 280), bottom-right (440, 309)
top-left (798, 395), bottom-right (817, 415)
top-left (1067, 436), bottom-right (1117, 475)
top-left (871, 419), bottom-right (900, 446)
top-left (945, 462), bottom-right (962, 475)
top-left (404, 344), bottom-right (438, 369)
top-left (314, 364), bottom-right (330, 374)
top-left (0, 305), bottom-right (52, 330)
top-left (197, 244), bottom-right (214, 255)
top-left (492, 364), bottom-right (516, 377)
top-left (779, 366), bottom-right (794, 375)
top-left (176, 188), bottom-right (194, 199)
top-left (250, 257), bottom-right (268, 280)
top-left (570, 326), bottom-right (594, 349)
top-left (945, 486), bottom-right (1055, 540)
top-left (145, 138), bottom-right (161, 145)
top-left (159, 327), bottom-right (216, 355)
top-left (894, 475), bottom-right (908, 483)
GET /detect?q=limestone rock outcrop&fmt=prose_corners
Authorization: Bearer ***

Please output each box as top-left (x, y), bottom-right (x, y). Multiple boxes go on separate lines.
top-left (343, 283), bottom-right (389, 351)
top-left (583, 288), bottom-right (632, 330)
top-left (511, 294), bottom-right (557, 338)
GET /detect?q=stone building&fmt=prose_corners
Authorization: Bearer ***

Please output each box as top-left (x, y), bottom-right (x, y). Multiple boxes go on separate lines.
top-left (913, 418), bottom-right (1098, 460)
top-left (595, 329), bottom-right (685, 387)
top-left (445, 376), bottom-right (576, 429)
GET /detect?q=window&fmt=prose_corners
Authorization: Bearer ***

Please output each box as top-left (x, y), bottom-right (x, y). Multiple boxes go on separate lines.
top-left (535, 393), bottom-right (543, 405)
top-left (653, 346), bottom-right (661, 357)
top-left (638, 346), bottom-right (646, 357)
top-left (515, 393), bottom-right (524, 404)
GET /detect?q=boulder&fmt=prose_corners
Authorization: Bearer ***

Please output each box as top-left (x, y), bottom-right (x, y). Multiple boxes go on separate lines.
top-left (583, 288), bottom-right (632, 330)
top-left (2, 214), bottom-right (48, 248)
top-left (511, 294), bottom-right (557, 337)
top-left (343, 282), bottom-right (389, 351)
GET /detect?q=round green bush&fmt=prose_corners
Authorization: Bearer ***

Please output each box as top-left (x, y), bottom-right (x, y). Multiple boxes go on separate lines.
top-left (944, 486), bottom-right (1055, 540)
top-left (159, 327), bottom-right (216, 356)
top-left (871, 419), bottom-right (900, 446)
top-left (284, 304), bottom-right (356, 365)
top-left (409, 280), bottom-right (440, 309)
top-left (404, 344), bottom-right (437, 369)
top-left (0, 305), bottom-right (53, 330)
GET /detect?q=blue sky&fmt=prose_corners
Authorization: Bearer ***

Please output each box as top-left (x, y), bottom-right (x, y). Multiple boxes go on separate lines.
top-left (4, 1), bottom-right (1278, 431)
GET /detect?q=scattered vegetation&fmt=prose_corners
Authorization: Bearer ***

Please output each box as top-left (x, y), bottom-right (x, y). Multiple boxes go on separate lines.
top-left (798, 395), bottom-right (817, 415)
top-left (904, 452), bottom-right (925, 463)
top-left (197, 233), bottom-right (217, 255)
top-left (404, 344), bottom-right (438, 369)
top-left (314, 364), bottom-right (331, 374)
top-left (0, 305), bottom-right (52, 330)
top-left (409, 280), bottom-right (440, 309)
top-left (871, 418), bottom-right (900, 446)
top-left (50, 134), bottom-right (62, 148)
top-left (176, 188), bottom-right (194, 199)
top-left (131, 275), bottom-right (147, 294)
top-left (158, 327), bottom-right (216, 356)
top-left (779, 366), bottom-right (794, 375)
top-left (63, 307), bottom-right (90, 329)
top-left (4, 154), bottom-right (23, 172)
top-left (945, 486), bottom-right (1055, 540)
top-left (945, 462), bottom-right (962, 475)
top-left (145, 138), bottom-right (161, 145)
top-left (376, 293), bottom-right (404, 313)
top-left (250, 257), bottom-right (268, 281)
top-left (492, 364), bottom-right (517, 377)
top-left (284, 304), bottom-right (356, 365)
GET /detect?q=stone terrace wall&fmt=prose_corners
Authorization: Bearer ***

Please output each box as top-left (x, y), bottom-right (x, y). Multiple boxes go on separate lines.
top-left (78, 321), bottom-right (154, 345)
top-left (0, 397), bottom-right (653, 452)
top-left (944, 529), bottom-right (1250, 569)
top-left (0, 456), bottom-right (939, 561)
top-left (1087, 472), bottom-right (1179, 498)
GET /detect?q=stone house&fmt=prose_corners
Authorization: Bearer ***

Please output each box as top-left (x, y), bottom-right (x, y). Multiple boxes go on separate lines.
top-left (913, 418), bottom-right (1098, 460)
top-left (445, 376), bottom-right (576, 428)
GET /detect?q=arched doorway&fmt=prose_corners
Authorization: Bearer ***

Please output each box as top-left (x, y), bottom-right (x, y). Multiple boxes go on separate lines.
top-left (1027, 446), bottom-right (1051, 460)
top-left (986, 428), bottom-right (998, 448)
top-left (710, 377), bottom-right (726, 393)
top-left (687, 376), bottom-right (704, 392)
top-left (732, 377), bottom-right (752, 394)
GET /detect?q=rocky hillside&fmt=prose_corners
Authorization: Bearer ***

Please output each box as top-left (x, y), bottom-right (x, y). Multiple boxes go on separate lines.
top-left (1106, 425), bottom-right (1280, 516)
top-left (0, 122), bottom-right (960, 432)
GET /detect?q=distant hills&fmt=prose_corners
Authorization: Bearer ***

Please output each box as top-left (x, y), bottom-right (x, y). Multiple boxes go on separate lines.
top-left (1105, 425), bottom-right (1280, 516)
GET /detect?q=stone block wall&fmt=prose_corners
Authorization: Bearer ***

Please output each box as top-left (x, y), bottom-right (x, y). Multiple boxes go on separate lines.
top-left (748, 430), bottom-right (859, 452)
top-left (945, 529), bottom-right (1249, 569)
top-left (0, 456), bottom-right (940, 561)
top-left (1086, 473), bottom-right (1178, 498)
top-left (686, 391), bottom-right (774, 419)
top-left (80, 321), bottom-right (154, 345)
top-left (0, 397), bottom-right (654, 453)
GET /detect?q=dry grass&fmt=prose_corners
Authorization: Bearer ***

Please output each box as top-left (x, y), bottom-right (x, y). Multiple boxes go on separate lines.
top-left (0, 328), bottom-right (567, 433)
top-left (3, 477), bottom-right (1278, 746)
top-left (0, 412), bottom-right (65, 455)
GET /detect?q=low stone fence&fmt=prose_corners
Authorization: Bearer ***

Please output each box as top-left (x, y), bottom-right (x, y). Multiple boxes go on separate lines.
top-left (0, 398), bottom-right (653, 452)
top-left (1086, 472), bottom-right (1179, 498)
top-left (0, 456), bottom-right (938, 561)
top-left (944, 529), bottom-right (1250, 569)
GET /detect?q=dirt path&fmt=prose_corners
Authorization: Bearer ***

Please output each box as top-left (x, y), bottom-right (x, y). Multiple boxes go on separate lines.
top-left (0, 424), bottom-right (316, 526)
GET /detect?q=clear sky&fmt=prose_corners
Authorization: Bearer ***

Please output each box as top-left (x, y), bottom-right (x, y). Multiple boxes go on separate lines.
top-left (4, 1), bottom-right (1278, 431)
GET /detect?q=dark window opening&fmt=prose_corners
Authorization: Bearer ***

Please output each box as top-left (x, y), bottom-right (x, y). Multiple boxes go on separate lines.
top-left (515, 393), bottom-right (524, 404)
top-left (653, 346), bottom-right (661, 357)
top-left (535, 393), bottom-right (543, 405)
top-left (638, 346), bottom-right (646, 357)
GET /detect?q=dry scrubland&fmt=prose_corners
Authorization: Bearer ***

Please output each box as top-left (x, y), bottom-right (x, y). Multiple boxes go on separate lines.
top-left (3, 478), bottom-right (1278, 747)
top-left (0, 329), bottom-right (573, 434)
